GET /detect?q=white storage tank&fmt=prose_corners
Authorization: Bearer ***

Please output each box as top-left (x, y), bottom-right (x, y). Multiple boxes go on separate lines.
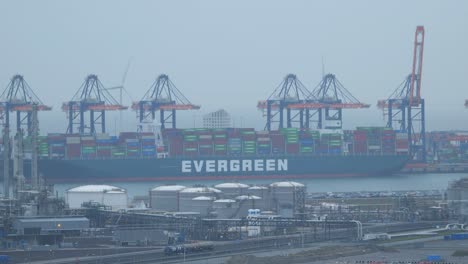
top-left (236, 195), bottom-right (262, 217)
top-left (178, 187), bottom-right (221, 212)
top-left (149, 185), bottom-right (186, 211)
top-left (214, 183), bottom-right (249, 198)
top-left (213, 199), bottom-right (238, 219)
top-left (246, 186), bottom-right (269, 198)
top-left (66, 185), bottom-right (128, 210)
top-left (189, 196), bottom-right (215, 217)
top-left (270, 181), bottom-right (306, 217)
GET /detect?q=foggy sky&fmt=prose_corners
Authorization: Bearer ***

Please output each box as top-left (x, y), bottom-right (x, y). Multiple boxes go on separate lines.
top-left (0, 0), bottom-right (467, 135)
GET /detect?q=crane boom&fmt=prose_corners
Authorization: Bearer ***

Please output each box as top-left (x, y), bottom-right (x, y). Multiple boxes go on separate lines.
top-left (409, 26), bottom-right (425, 106)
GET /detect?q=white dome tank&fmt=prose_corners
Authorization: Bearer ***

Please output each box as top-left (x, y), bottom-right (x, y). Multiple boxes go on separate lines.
top-left (150, 185), bottom-right (186, 212)
top-left (186, 196), bottom-right (215, 217)
top-left (66, 185), bottom-right (128, 210)
top-left (178, 187), bottom-right (221, 213)
top-left (214, 183), bottom-right (249, 198)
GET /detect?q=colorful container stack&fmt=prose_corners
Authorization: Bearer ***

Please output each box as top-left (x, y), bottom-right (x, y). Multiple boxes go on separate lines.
top-left (270, 131), bottom-right (285, 154)
top-left (198, 133), bottom-right (213, 156)
top-left (396, 132), bottom-right (409, 154)
top-left (38, 136), bottom-right (49, 158)
top-left (281, 128), bottom-right (299, 154)
top-left (81, 136), bottom-right (96, 159)
top-left (141, 133), bottom-right (156, 157)
top-left (65, 135), bottom-right (81, 159)
top-left (241, 130), bottom-right (256, 155)
top-left (213, 129), bottom-right (227, 155)
top-left (126, 139), bottom-right (141, 157)
top-left (353, 130), bottom-right (367, 154)
top-left (256, 131), bottom-right (271, 155)
top-left (321, 133), bottom-right (342, 155)
top-left (382, 128), bottom-right (396, 154)
top-left (95, 134), bottom-right (113, 158)
top-left (48, 133), bottom-right (66, 158)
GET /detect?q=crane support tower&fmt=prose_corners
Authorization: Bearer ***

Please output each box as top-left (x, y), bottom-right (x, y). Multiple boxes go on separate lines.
top-left (62, 75), bottom-right (128, 134)
top-left (0, 75), bottom-right (51, 134)
top-left (288, 74), bottom-right (370, 129)
top-left (377, 26), bottom-right (426, 162)
top-left (257, 74), bottom-right (312, 131)
top-left (131, 74), bottom-right (200, 129)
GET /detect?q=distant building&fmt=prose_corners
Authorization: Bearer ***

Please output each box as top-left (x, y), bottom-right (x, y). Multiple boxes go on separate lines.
top-left (203, 109), bottom-right (231, 128)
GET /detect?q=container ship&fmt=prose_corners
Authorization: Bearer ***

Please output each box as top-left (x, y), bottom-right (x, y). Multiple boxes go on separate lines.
top-left (7, 126), bottom-right (409, 183)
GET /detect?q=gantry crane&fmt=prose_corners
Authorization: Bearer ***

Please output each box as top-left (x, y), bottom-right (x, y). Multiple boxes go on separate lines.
top-left (0, 75), bottom-right (51, 134)
top-left (257, 74), bottom-right (312, 130)
top-left (62, 74), bottom-right (128, 134)
top-left (288, 73), bottom-right (370, 129)
top-left (377, 26), bottom-right (426, 162)
top-left (131, 74), bottom-right (200, 129)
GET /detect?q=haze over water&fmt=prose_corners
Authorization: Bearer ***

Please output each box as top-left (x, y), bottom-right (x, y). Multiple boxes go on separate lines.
top-left (53, 173), bottom-right (467, 199)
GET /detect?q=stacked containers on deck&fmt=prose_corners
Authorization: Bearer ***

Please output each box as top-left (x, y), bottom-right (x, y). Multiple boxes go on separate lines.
top-left (48, 133), bottom-right (66, 158)
top-left (241, 129), bottom-right (256, 155)
top-left (320, 132), bottom-right (342, 155)
top-left (214, 183), bottom-right (249, 199)
top-left (38, 136), bottom-right (49, 158)
top-left (81, 136), bottom-right (96, 159)
top-left (353, 130), bottom-right (367, 154)
top-left (66, 135), bottom-right (81, 159)
top-left (183, 129), bottom-right (198, 157)
top-left (281, 128), bottom-right (299, 154)
top-left (96, 133), bottom-right (112, 158)
top-left (270, 131), bottom-right (285, 154)
top-left (256, 131), bottom-right (271, 155)
top-left (382, 128), bottom-right (396, 154)
top-left (141, 133), bottom-right (156, 157)
top-left (126, 139), bottom-right (141, 157)
top-left (396, 132), bottom-right (409, 154)
top-left (360, 127), bottom-right (382, 154)
top-left (228, 129), bottom-right (242, 155)
top-left (178, 187), bottom-right (221, 212)
top-left (198, 129), bottom-right (213, 156)
top-left (164, 129), bottom-right (183, 157)
top-left (213, 129), bottom-right (227, 156)
top-left (299, 130), bottom-right (318, 154)
top-left (150, 185), bottom-right (186, 211)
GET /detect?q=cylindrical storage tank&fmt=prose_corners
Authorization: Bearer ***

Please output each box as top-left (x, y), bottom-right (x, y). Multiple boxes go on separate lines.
top-left (214, 183), bottom-right (249, 198)
top-left (179, 187), bottom-right (221, 212)
top-left (270, 181), bottom-right (306, 218)
top-left (235, 195), bottom-right (262, 217)
top-left (66, 185), bottom-right (128, 210)
top-left (213, 199), bottom-right (238, 219)
top-left (246, 186), bottom-right (269, 198)
top-left (150, 185), bottom-right (186, 211)
top-left (189, 196), bottom-right (215, 217)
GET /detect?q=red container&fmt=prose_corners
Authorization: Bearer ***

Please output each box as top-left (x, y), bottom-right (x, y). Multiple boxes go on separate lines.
top-left (97, 149), bottom-right (111, 157)
top-left (66, 144), bottom-right (81, 158)
top-left (286, 143), bottom-right (299, 153)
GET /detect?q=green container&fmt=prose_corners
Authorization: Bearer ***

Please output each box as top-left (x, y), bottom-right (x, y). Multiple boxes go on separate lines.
top-left (184, 148), bottom-right (198, 152)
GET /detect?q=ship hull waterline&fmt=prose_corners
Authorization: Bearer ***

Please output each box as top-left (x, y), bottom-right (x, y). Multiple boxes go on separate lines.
top-left (0, 155), bottom-right (411, 184)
